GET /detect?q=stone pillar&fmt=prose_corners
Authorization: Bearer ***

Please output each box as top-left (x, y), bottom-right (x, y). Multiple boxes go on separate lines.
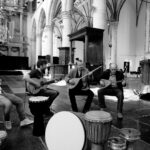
top-left (92, 0), bottom-right (106, 29)
top-left (36, 32), bottom-right (42, 62)
top-left (20, 12), bottom-right (23, 54)
top-left (61, 11), bottom-right (72, 47)
top-left (110, 22), bottom-right (118, 64)
top-left (42, 24), bottom-right (53, 58)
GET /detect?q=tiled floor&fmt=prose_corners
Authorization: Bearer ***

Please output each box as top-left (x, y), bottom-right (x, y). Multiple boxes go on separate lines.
top-left (0, 75), bottom-right (150, 150)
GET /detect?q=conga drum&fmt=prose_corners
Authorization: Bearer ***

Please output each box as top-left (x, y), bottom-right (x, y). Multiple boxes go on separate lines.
top-left (108, 136), bottom-right (126, 150)
top-left (45, 111), bottom-right (86, 150)
top-left (84, 110), bottom-right (112, 150)
top-left (29, 96), bottom-right (49, 136)
top-left (119, 128), bottom-right (140, 150)
top-left (0, 130), bottom-right (7, 148)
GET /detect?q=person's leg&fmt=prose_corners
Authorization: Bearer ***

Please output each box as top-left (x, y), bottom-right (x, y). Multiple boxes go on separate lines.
top-left (111, 89), bottom-right (124, 118)
top-left (0, 96), bottom-right (12, 129)
top-left (68, 89), bottom-right (78, 112)
top-left (2, 93), bottom-right (33, 127)
top-left (3, 93), bottom-right (26, 121)
top-left (37, 88), bottom-right (59, 107)
top-left (112, 89), bottom-right (124, 114)
top-left (0, 96), bottom-right (12, 121)
top-left (97, 88), bottom-right (109, 109)
top-left (77, 89), bottom-right (94, 113)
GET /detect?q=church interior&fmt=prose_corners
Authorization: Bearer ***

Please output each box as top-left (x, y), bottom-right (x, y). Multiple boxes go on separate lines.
top-left (0, 0), bottom-right (150, 150)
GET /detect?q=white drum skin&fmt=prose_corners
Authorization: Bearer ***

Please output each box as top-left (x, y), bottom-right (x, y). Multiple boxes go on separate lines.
top-left (45, 111), bottom-right (86, 150)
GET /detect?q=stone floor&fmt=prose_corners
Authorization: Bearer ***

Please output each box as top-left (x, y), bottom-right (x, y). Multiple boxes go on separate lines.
top-left (0, 74), bottom-right (150, 150)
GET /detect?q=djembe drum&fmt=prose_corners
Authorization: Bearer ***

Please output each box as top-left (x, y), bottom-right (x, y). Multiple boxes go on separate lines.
top-left (0, 130), bottom-right (7, 148)
top-left (119, 128), bottom-right (140, 150)
top-left (45, 111), bottom-right (86, 150)
top-left (108, 136), bottom-right (126, 150)
top-left (84, 110), bottom-right (112, 150)
top-left (29, 96), bottom-right (49, 136)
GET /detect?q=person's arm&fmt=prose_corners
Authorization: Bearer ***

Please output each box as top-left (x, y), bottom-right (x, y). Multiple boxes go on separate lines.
top-left (99, 70), bottom-right (108, 86)
top-left (23, 73), bottom-right (41, 88)
top-left (121, 72), bottom-right (126, 87)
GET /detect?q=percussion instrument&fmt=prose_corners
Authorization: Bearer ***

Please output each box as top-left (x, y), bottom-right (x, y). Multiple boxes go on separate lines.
top-left (45, 111), bottom-right (86, 150)
top-left (119, 128), bottom-right (140, 150)
top-left (29, 96), bottom-right (49, 136)
top-left (108, 136), bottom-right (126, 150)
top-left (0, 130), bottom-right (7, 147)
top-left (84, 110), bottom-right (112, 150)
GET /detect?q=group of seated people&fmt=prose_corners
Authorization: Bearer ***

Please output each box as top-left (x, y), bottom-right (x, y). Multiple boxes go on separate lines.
top-left (0, 59), bottom-right (146, 131)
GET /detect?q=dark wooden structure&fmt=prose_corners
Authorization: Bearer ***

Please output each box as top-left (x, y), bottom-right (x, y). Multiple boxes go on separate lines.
top-left (68, 27), bottom-right (104, 82)
top-left (140, 59), bottom-right (150, 84)
top-left (0, 56), bottom-right (29, 70)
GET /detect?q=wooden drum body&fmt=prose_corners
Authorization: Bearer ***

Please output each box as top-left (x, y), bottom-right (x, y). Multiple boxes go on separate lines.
top-left (29, 96), bottom-right (49, 136)
top-left (85, 111), bottom-right (112, 150)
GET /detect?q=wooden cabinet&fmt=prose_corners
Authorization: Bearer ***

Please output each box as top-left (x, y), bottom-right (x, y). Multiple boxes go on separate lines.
top-left (69, 27), bottom-right (104, 82)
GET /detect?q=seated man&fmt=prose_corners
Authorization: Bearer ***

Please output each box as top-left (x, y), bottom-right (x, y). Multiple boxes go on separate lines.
top-left (65, 59), bottom-right (94, 113)
top-left (97, 63), bottom-right (126, 119)
top-left (0, 79), bottom-right (33, 130)
top-left (24, 59), bottom-right (59, 116)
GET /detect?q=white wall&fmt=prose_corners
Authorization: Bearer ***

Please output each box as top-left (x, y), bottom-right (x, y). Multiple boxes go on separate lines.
top-left (117, 0), bottom-right (136, 71)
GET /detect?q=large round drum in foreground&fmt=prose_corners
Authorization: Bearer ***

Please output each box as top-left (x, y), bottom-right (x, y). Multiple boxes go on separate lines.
top-left (85, 111), bottom-right (112, 150)
top-left (45, 111), bottom-right (86, 150)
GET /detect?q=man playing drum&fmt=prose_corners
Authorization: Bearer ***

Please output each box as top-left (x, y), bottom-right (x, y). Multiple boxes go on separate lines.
top-left (65, 59), bottom-right (94, 113)
top-left (98, 63), bottom-right (126, 119)
top-left (24, 60), bottom-right (59, 116)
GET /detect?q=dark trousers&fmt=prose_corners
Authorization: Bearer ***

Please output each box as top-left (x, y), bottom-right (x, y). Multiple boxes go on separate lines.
top-left (98, 87), bottom-right (124, 113)
top-left (34, 88), bottom-right (59, 107)
top-left (69, 88), bottom-right (94, 113)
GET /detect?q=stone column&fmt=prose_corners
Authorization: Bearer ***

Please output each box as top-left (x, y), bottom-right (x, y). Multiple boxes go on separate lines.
top-left (61, 11), bottom-right (71, 47)
top-left (42, 24), bottom-right (53, 58)
top-left (20, 12), bottom-right (23, 56)
top-left (110, 22), bottom-right (118, 64)
top-left (36, 32), bottom-right (42, 62)
top-left (92, 0), bottom-right (106, 29)
top-left (61, 0), bottom-right (73, 66)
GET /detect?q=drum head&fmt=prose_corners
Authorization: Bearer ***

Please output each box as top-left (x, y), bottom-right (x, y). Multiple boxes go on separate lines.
top-left (45, 111), bottom-right (86, 150)
top-left (85, 110), bottom-right (112, 122)
top-left (29, 96), bottom-right (48, 103)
